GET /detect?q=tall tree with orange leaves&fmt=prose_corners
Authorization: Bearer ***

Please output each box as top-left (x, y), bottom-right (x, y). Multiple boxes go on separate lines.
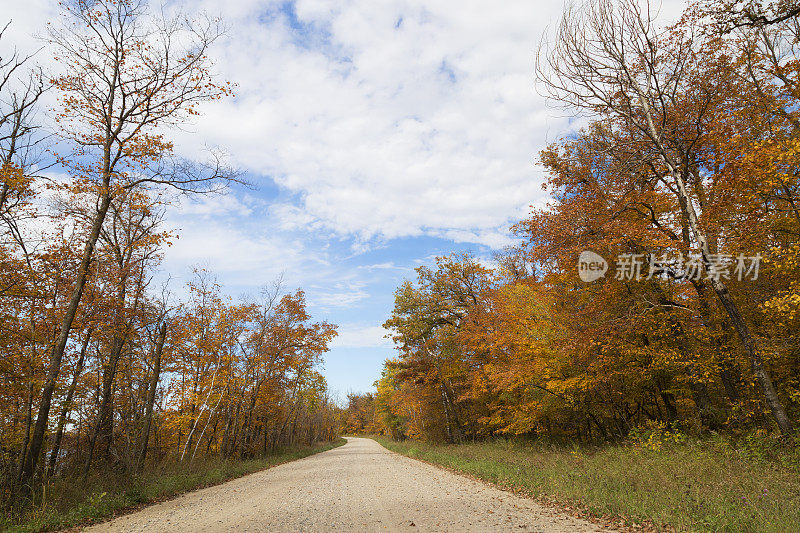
top-left (536, 0), bottom-right (794, 434)
top-left (20, 0), bottom-right (237, 491)
top-left (365, 0), bottom-right (800, 443)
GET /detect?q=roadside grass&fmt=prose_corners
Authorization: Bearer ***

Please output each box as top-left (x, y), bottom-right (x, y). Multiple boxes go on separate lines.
top-left (372, 434), bottom-right (800, 532)
top-left (2, 438), bottom-right (346, 533)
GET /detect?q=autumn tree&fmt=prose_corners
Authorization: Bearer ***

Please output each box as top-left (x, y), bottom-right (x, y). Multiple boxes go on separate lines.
top-left (383, 254), bottom-right (495, 442)
top-left (536, 0), bottom-right (794, 434)
top-left (161, 273), bottom-right (338, 462)
top-left (20, 0), bottom-right (236, 490)
top-left (367, 1), bottom-right (800, 443)
top-left (0, 20), bottom-right (45, 262)
top-left (81, 190), bottom-right (167, 472)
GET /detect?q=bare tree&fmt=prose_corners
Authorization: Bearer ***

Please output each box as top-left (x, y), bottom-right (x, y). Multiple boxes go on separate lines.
top-left (0, 20), bottom-right (45, 182)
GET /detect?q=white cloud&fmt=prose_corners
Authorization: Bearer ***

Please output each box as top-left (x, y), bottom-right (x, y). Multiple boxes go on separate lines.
top-left (0, 0), bottom-right (693, 397)
top-left (176, 193), bottom-right (256, 218)
top-left (271, 203), bottom-right (324, 232)
top-left (4, 0), bottom-right (691, 252)
top-left (434, 228), bottom-right (517, 250)
top-left (168, 0), bottom-right (575, 248)
top-left (310, 280), bottom-right (370, 308)
top-left (330, 324), bottom-right (391, 348)
top-left (165, 221), bottom-right (305, 281)
top-left (358, 262), bottom-right (399, 271)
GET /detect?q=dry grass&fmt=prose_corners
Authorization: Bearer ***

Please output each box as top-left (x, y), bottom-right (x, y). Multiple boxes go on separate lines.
top-left (3, 438), bottom-right (346, 533)
top-left (373, 434), bottom-right (800, 532)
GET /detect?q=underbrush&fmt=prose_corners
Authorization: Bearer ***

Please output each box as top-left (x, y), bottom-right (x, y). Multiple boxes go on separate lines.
top-left (2, 438), bottom-right (346, 533)
top-left (373, 430), bottom-right (800, 532)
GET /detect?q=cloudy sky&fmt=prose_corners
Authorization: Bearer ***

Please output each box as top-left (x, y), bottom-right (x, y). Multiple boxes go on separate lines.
top-left (6, 0), bottom-right (685, 397)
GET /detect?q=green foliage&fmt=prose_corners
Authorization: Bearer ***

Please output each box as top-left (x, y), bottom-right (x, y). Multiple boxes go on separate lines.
top-left (627, 421), bottom-right (689, 451)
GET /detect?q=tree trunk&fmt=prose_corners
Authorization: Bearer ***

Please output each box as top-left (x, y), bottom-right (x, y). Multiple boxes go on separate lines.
top-left (47, 329), bottom-right (92, 476)
top-left (137, 321), bottom-right (166, 470)
top-left (675, 173), bottom-right (791, 433)
top-left (83, 330), bottom-right (125, 477)
top-left (658, 388), bottom-right (679, 422)
top-left (643, 92), bottom-right (794, 434)
top-left (689, 279), bottom-right (742, 405)
top-left (14, 382), bottom-right (34, 493)
top-left (708, 275), bottom-right (793, 434)
top-left (20, 190), bottom-right (113, 489)
top-left (95, 281), bottom-right (129, 463)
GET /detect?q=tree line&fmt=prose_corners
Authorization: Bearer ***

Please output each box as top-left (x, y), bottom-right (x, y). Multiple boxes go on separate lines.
top-left (345, 0), bottom-right (800, 443)
top-left (0, 0), bottom-right (339, 507)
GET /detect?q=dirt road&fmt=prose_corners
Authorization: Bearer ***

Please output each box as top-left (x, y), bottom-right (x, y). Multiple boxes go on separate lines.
top-left (85, 437), bottom-right (610, 532)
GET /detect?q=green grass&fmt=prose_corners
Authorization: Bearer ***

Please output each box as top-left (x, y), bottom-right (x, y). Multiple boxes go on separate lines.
top-left (372, 435), bottom-right (800, 532)
top-left (2, 438), bottom-right (346, 533)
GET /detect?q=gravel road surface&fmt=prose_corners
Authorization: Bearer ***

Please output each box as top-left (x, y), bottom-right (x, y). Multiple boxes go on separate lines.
top-left (84, 437), bottom-right (611, 532)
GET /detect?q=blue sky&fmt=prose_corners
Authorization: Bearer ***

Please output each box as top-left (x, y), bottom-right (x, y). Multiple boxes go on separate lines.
top-left (151, 0), bottom-right (573, 397)
top-left (5, 0), bottom-right (686, 397)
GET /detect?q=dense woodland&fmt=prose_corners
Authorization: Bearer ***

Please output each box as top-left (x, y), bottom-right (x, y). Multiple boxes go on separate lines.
top-left (345, 0), bottom-right (800, 443)
top-left (0, 0), bottom-right (339, 508)
top-left (5, 0), bottom-right (800, 522)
